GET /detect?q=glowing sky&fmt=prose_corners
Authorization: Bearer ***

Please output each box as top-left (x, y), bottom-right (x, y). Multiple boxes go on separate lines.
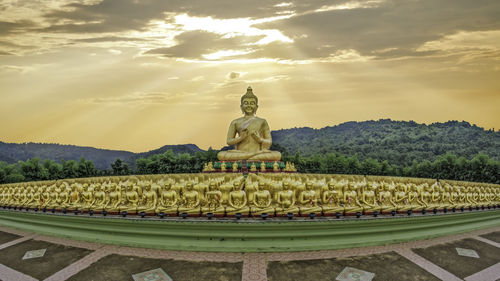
top-left (1, 0), bottom-right (499, 152)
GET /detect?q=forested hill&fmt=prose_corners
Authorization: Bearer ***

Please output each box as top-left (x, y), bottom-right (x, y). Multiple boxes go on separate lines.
top-left (0, 142), bottom-right (202, 170)
top-left (272, 119), bottom-right (499, 166)
top-left (1, 120), bottom-right (498, 170)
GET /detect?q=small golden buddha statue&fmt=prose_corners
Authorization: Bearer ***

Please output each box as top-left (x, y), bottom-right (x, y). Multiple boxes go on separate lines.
top-left (221, 162), bottom-right (227, 172)
top-left (226, 182), bottom-right (249, 216)
top-left (321, 182), bottom-right (343, 215)
top-left (217, 87), bottom-right (281, 161)
top-left (207, 162), bottom-right (215, 172)
top-left (122, 184), bottom-right (140, 213)
top-left (298, 181), bottom-right (322, 216)
top-left (59, 185), bottom-right (71, 209)
top-left (232, 162), bottom-right (238, 172)
top-left (250, 181), bottom-right (274, 216)
top-left (250, 163), bottom-right (257, 172)
top-left (245, 177), bottom-right (258, 204)
top-left (107, 184), bottom-right (121, 213)
top-left (343, 183), bottom-right (363, 215)
top-left (379, 181), bottom-right (397, 214)
top-left (360, 181), bottom-right (379, 214)
top-left (156, 183), bottom-right (179, 215)
top-left (276, 181), bottom-right (298, 216)
top-left (273, 161), bottom-right (280, 172)
top-left (178, 181), bottom-right (201, 215)
top-left (69, 183), bottom-right (83, 210)
top-left (260, 162), bottom-right (266, 172)
top-left (137, 184), bottom-right (158, 214)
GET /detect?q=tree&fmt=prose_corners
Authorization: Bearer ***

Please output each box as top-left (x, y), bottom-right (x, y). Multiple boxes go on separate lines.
top-left (19, 158), bottom-right (49, 181)
top-left (62, 160), bottom-right (79, 179)
top-left (111, 159), bottom-right (129, 175)
top-left (77, 157), bottom-right (97, 177)
top-left (43, 159), bottom-right (63, 179)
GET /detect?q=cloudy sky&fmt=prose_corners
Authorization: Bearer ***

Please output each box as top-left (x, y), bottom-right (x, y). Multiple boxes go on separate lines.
top-left (1, 0), bottom-right (499, 152)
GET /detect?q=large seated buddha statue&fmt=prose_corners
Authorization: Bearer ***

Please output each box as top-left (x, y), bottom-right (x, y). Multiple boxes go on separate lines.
top-left (217, 87), bottom-right (281, 161)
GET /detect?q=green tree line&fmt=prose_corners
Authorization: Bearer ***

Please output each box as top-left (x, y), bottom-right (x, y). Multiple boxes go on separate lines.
top-left (0, 151), bottom-right (498, 184)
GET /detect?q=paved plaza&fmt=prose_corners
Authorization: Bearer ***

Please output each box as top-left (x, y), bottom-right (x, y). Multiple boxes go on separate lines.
top-left (0, 226), bottom-right (498, 281)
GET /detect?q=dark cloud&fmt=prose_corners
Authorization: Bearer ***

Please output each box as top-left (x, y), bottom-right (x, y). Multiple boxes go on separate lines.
top-left (0, 50), bottom-right (14, 55)
top-left (74, 36), bottom-right (148, 43)
top-left (0, 20), bottom-right (36, 36)
top-left (145, 31), bottom-right (263, 58)
top-left (41, 0), bottom-right (305, 34)
top-left (256, 0), bottom-right (500, 59)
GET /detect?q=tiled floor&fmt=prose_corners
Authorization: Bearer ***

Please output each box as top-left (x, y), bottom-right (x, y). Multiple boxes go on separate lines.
top-left (0, 225), bottom-right (498, 281)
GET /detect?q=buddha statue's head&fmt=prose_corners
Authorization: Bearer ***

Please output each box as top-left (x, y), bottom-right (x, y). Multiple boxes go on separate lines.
top-left (240, 86), bottom-right (258, 115)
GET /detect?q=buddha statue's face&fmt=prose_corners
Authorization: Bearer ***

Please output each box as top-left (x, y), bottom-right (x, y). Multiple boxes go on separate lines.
top-left (241, 97), bottom-right (258, 115)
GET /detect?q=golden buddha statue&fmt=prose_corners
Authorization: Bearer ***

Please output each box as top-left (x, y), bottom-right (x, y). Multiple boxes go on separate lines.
top-left (378, 181), bottom-right (397, 214)
top-left (178, 181), bottom-right (201, 215)
top-left (137, 184), bottom-right (158, 214)
top-left (419, 183), bottom-right (431, 211)
top-left (93, 185), bottom-right (107, 212)
top-left (33, 186), bottom-right (43, 209)
top-left (276, 181), bottom-right (298, 216)
top-left (194, 180), bottom-right (209, 205)
top-left (122, 184), bottom-right (140, 213)
top-left (245, 176), bottom-right (258, 204)
top-left (298, 181), bottom-right (322, 216)
top-left (217, 87), bottom-right (281, 161)
top-left (226, 182), bottom-right (249, 216)
top-left (250, 163), bottom-right (257, 172)
top-left (343, 183), bottom-right (363, 215)
top-left (250, 181), bottom-right (274, 216)
top-left (41, 185), bottom-right (52, 208)
top-left (260, 162), bottom-right (267, 172)
top-left (107, 183), bottom-right (121, 213)
top-left (59, 184), bottom-right (71, 209)
top-left (273, 161), bottom-right (280, 172)
top-left (360, 181), bottom-right (379, 214)
top-left (321, 181), bottom-right (344, 215)
top-left (69, 183), bottom-right (83, 210)
top-left (156, 183), bottom-right (179, 215)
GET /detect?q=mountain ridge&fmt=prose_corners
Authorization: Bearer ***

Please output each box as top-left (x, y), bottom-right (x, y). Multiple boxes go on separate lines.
top-left (1, 119), bottom-right (498, 169)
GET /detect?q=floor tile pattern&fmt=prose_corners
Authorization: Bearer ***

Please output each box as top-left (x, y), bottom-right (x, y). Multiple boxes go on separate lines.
top-left (456, 247), bottom-right (480, 258)
top-left (132, 268), bottom-right (172, 281)
top-left (22, 248), bottom-right (46, 260)
top-left (336, 266), bottom-right (375, 281)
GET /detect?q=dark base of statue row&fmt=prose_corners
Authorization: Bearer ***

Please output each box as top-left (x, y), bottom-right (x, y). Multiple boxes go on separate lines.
top-left (2, 204), bottom-right (498, 220)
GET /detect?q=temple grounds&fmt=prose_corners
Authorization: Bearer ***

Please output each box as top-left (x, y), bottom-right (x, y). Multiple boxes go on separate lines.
top-left (0, 226), bottom-right (499, 281)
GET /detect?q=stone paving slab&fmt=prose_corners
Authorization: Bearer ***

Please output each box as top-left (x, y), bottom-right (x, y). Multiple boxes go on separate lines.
top-left (242, 253), bottom-right (267, 281)
top-left (66, 253), bottom-right (243, 281)
top-left (0, 230), bottom-right (21, 245)
top-left (0, 264), bottom-right (38, 281)
top-left (44, 246), bottom-right (112, 281)
top-left (267, 251), bottom-right (440, 281)
top-left (464, 262), bottom-right (500, 281)
top-left (412, 238), bottom-right (500, 278)
top-left (395, 248), bottom-right (462, 281)
top-left (479, 231), bottom-right (500, 244)
top-left (0, 239), bottom-right (93, 280)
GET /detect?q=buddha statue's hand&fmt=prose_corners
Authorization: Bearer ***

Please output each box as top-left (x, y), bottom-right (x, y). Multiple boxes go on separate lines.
top-left (239, 130), bottom-right (249, 139)
top-left (251, 132), bottom-right (263, 143)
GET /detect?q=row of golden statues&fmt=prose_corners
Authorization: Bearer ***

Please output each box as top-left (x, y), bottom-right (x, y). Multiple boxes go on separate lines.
top-left (0, 173), bottom-right (498, 217)
top-left (202, 161), bottom-right (297, 173)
